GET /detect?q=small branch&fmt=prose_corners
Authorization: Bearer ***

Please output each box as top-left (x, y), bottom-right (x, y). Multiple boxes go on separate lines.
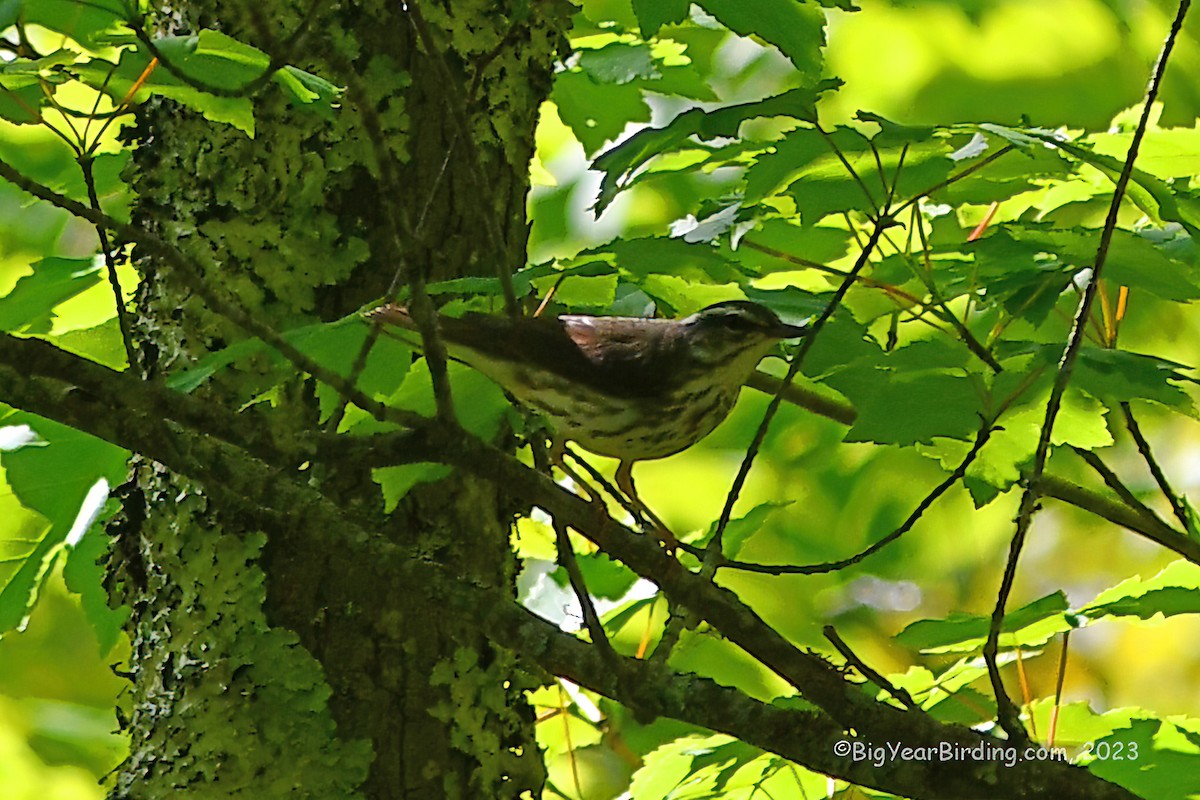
top-left (984, 0), bottom-right (1192, 742)
top-left (706, 220), bottom-right (889, 566)
top-left (816, 124), bottom-right (880, 215)
top-left (1048, 632), bottom-right (1071, 748)
top-left (707, 144), bottom-right (907, 567)
top-left (1037, 475), bottom-right (1200, 564)
top-left (0, 154), bottom-right (425, 429)
top-left (1072, 446), bottom-right (1176, 535)
top-left (716, 424), bottom-right (992, 575)
top-left (739, 237), bottom-right (929, 308)
top-left (910, 205), bottom-right (1002, 372)
top-left (824, 625), bottom-right (917, 710)
top-left (1122, 402), bottom-right (1192, 530)
top-left (744, 371), bottom-right (856, 425)
top-left (78, 154), bottom-right (136, 367)
top-left (320, 43), bottom-right (457, 422)
top-left (553, 517), bottom-right (616, 659)
top-left (892, 145), bottom-right (1016, 216)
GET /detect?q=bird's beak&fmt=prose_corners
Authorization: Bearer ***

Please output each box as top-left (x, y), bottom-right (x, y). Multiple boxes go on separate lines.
top-left (774, 322), bottom-right (809, 339)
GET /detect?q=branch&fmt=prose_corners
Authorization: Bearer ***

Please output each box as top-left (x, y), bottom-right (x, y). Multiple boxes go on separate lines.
top-left (1037, 475), bottom-right (1200, 563)
top-left (0, 337), bottom-right (370, 549)
top-left (485, 602), bottom-right (1138, 800)
top-left (707, 218), bottom-right (889, 563)
top-left (0, 154), bottom-right (426, 430)
top-left (983, 0), bottom-right (1192, 742)
top-left (716, 424), bottom-right (992, 575)
top-left (78, 154), bottom-right (135, 366)
top-left (1121, 402), bottom-right (1193, 530)
top-left (0, 329), bottom-right (1147, 800)
top-left (824, 625), bottom-right (917, 710)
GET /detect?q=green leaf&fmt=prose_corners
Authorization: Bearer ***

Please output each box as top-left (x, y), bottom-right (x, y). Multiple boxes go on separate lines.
top-left (629, 733), bottom-right (828, 799)
top-left (600, 595), bottom-right (667, 656)
top-left (692, 501), bottom-right (790, 560)
top-left (568, 552), bottom-right (638, 600)
top-left (166, 315), bottom-right (412, 401)
top-left (1087, 720), bottom-right (1200, 800)
top-left (593, 82), bottom-right (838, 213)
top-left (578, 42), bottom-right (659, 85)
top-left (371, 463), bottom-right (451, 514)
top-left (0, 412), bottom-right (128, 636)
top-left (766, 126), bottom-right (956, 222)
top-left (668, 632), bottom-right (794, 702)
top-left (0, 80), bottom-right (44, 124)
top-left (160, 30), bottom-right (271, 91)
top-left (551, 69), bottom-right (651, 156)
top-left (631, 0), bottom-right (690, 37)
top-left (272, 65), bottom-right (343, 117)
top-left (62, 496), bottom-right (128, 655)
top-left (73, 47), bottom-right (257, 136)
top-left (847, 371), bottom-right (984, 446)
top-left (1031, 132), bottom-right (1200, 239)
top-left (727, 219), bottom-right (854, 273)
top-left (997, 341), bottom-right (1197, 416)
top-left (0, 49), bottom-right (78, 124)
top-left (12, 0), bottom-right (130, 49)
top-left (895, 591), bottom-right (1071, 653)
top-left (743, 128), bottom-right (828, 205)
top-left (1082, 560), bottom-right (1200, 621)
top-left (0, 257), bottom-right (101, 333)
top-left (362, 361), bottom-right (510, 508)
top-left (697, 0), bottom-right (826, 79)
top-left (932, 134), bottom-right (1071, 206)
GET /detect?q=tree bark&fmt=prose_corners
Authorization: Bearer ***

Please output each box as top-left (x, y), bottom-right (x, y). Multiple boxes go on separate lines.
top-left (105, 2), bottom-right (566, 797)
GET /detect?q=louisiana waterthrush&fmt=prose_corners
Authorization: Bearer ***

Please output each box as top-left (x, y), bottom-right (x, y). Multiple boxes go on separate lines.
top-left (367, 300), bottom-right (808, 538)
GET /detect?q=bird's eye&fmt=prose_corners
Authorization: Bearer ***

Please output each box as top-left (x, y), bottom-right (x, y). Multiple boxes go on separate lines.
top-left (721, 314), bottom-right (755, 330)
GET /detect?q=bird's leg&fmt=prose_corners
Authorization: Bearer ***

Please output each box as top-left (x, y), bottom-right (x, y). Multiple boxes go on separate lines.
top-left (614, 460), bottom-right (678, 554)
top-left (547, 439), bottom-right (602, 506)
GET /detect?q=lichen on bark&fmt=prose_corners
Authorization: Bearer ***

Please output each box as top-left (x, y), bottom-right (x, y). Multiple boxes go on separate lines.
top-left (106, 1), bottom-right (567, 797)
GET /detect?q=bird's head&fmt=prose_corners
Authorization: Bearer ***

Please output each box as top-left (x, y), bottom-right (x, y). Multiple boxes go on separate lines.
top-left (680, 300), bottom-right (808, 374)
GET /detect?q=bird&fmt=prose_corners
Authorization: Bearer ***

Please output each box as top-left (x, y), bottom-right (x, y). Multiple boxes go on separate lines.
top-left (366, 300), bottom-right (808, 545)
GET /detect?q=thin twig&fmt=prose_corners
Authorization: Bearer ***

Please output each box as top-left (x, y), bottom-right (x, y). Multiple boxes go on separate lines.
top-left (78, 155), bottom-right (136, 366)
top-left (910, 205), bottom-right (1002, 372)
top-left (318, 40), bottom-right (457, 422)
top-left (705, 146), bottom-right (906, 566)
top-left (326, 134), bottom-right (461, 432)
top-left (739, 238), bottom-right (928, 308)
top-left (1048, 632), bottom-right (1070, 748)
top-left (824, 625), bottom-right (918, 710)
top-left (530, 443), bottom-right (616, 659)
top-left (1014, 649), bottom-right (1038, 740)
top-left (1072, 446), bottom-right (1176, 535)
top-left (816, 124), bottom-right (879, 216)
top-left (892, 145), bottom-right (1016, 216)
top-left (1037, 475), bottom-right (1200, 564)
top-left (1122, 402), bottom-right (1192, 530)
top-left (714, 424), bottom-right (992, 575)
top-left (704, 219), bottom-right (888, 567)
top-left (982, 0), bottom-right (1190, 744)
top-left (0, 154), bottom-right (427, 429)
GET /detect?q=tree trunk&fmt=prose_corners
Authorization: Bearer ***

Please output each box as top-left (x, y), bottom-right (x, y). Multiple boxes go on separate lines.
top-left (105, 2), bottom-right (565, 797)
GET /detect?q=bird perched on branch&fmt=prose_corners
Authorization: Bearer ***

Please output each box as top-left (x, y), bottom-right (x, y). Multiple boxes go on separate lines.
top-left (366, 300), bottom-right (808, 545)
